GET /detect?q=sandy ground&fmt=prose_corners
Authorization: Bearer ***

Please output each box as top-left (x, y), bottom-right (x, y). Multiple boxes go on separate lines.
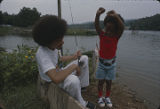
top-left (82, 81), bottom-right (148, 109)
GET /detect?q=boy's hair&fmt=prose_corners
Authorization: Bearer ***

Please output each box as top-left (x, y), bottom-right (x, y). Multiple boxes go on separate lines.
top-left (32, 15), bottom-right (67, 46)
top-left (103, 14), bottom-right (124, 34)
top-left (104, 14), bottom-right (124, 26)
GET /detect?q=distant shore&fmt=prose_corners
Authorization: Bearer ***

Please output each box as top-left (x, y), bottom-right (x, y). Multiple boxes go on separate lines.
top-left (0, 26), bottom-right (97, 36)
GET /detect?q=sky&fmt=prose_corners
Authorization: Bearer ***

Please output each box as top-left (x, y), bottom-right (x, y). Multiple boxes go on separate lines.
top-left (0, 0), bottom-right (160, 24)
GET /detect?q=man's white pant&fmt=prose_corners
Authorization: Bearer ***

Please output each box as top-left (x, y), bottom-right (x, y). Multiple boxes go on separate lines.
top-left (58, 55), bottom-right (89, 107)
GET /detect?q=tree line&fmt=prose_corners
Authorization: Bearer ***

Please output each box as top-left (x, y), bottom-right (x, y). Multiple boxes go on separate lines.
top-left (69, 14), bottom-right (160, 31)
top-left (129, 14), bottom-right (160, 31)
top-left (0, 7), bottom-right (41, 27)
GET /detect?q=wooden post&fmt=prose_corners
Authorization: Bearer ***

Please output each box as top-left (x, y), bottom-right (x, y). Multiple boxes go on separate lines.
top-left (57, 0), bottom-right (61, 19)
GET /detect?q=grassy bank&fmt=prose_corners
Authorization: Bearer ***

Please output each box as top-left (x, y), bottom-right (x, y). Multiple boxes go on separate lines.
top-left (0, 26), bottom-right (97, 36)
top-left (0, 45), bottom-right (50, 109)
top-left (0, 26), bottom-right (32, 36)
top-left (0, 84), bottom-right (49, 109)
top-left (67, 28), bottom-right (97, 36)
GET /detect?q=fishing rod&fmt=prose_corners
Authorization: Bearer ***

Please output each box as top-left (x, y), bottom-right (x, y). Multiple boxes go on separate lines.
top-left (67, 0), bottom-right (82, 66)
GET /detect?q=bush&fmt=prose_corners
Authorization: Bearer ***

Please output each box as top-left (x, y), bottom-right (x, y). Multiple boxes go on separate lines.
top-left (0, 45), bottom-right (38, 91)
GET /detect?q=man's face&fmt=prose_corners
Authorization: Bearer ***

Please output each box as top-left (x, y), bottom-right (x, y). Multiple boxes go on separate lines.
top-left (48, 37), bottom-right (64, 50)
top-left (55, 38), bottom-right (64, 50)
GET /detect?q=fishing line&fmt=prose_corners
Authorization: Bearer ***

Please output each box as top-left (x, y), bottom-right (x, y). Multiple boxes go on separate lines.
top-left (67, 0), bottom-right (82, 66)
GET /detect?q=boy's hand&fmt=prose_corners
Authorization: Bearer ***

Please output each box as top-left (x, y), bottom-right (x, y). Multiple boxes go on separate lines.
top-left (107, 10), bottom-right (116, 15)
top-left (96, 7), bottom-right (105, 15)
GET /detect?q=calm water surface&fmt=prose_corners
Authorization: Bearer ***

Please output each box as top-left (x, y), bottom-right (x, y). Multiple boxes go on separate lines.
top-left (0, 30), bottom-right (160, 108)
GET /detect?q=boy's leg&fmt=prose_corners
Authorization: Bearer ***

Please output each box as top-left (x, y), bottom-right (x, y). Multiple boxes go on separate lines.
top-left (98, 80), bottom-right (105, 97)
top-left (105, 80), bottom-right (112, 97)
top-left (104, 80), bottom-right (112, 108)
top-left (97, 79), bottom-right (105, 107)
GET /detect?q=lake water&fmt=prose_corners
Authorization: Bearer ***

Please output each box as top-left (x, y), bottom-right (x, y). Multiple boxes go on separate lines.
top-left (0, 30), bottom-right (160, 109)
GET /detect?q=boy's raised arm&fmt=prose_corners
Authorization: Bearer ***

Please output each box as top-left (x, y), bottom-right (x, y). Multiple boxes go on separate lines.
top-left (95, 7), bottom-right (105, 35)
top-left (109, 12), bottom-right (124, 38)
top-left (115, 14), bottom-right (124, 38)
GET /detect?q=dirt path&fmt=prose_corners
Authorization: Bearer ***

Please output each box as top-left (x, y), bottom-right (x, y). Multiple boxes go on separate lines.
top-left (82, 81), bottom-right (148, 109)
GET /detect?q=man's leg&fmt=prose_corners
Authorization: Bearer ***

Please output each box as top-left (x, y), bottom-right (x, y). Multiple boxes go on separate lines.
top-left (78, 55), bottom-right (89, 87)
top-left (64, 55), bottom-right (89, 88)
top-left (59, 75), bottom-right (86, 107)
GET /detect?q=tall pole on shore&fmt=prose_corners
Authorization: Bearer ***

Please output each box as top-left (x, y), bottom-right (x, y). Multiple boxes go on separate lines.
top-left (58, 0), bottom-right (61, 19)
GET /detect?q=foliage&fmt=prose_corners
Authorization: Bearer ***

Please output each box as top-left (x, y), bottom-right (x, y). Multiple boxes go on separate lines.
top-left (129, 14), bottom-right (160, 31)
top-left (0, 45), bottom-right (38, 91)
top-left (0, 84), bottom-right (49, 109)
top-left (67, 28), bottom-right (97, 36)
top-left (0, 26), bottom-right (12, 36)
top-left (0, 7), bottom-right (41, 27)
top-left (69, 21), bottom-right (104, 29)
top-left (0, 11), bottom-right (2, 24)
top-left (16, 7), bottom-right (41, 27)
top-left (0, 26), bottom-right (32, 36)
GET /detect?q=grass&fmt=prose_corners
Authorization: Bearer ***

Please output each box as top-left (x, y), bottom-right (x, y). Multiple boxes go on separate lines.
top-left (0, 26), bottom-right (11, 36)
top-left (0, 26), bottom-right (97, 36)
top-left (0, 83), bottom-right (49, 109)
top-left (67, 28), bottom-right (97, 36)
top-left (0, 26), bottom-right (31, 36)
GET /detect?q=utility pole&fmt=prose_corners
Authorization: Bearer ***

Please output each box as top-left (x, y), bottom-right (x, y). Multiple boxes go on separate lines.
top-left (58, 0), bottom-right (61, 19)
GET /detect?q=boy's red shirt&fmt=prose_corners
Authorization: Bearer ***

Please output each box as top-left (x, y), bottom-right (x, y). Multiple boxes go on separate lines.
top-left (99, 31), bottom-right (119, 59)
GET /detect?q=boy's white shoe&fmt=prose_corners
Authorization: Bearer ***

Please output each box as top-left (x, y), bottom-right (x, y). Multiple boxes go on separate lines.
top-left (104, 97), bottom-right (112, 108)
top-left (98, 97), bottom-right (105, 107)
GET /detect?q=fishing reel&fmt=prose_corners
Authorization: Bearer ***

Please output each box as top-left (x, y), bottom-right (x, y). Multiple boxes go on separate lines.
top-left (78, 56), bottom-right (84, 67)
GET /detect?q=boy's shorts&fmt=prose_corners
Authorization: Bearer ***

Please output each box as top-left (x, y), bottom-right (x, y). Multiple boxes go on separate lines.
top-left (96, 58), bottom-right (116, 80)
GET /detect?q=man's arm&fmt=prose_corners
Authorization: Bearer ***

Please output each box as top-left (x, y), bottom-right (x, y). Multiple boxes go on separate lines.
top-left (95, 7), bottom-right (105, 35)
top-left (59, 50), bottom-right (81, 62)
top-left (46, 64), bottom-right (79, 84)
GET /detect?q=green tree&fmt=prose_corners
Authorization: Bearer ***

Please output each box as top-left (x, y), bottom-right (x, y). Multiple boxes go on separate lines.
top-left (1, 12), bottom-right (16, 25)
top-left (16, 7), bottom-right (41, 27)
top-left (129, 14), bottom-right (160, 31)
top-left (0, 11), bottom-right (2, 24)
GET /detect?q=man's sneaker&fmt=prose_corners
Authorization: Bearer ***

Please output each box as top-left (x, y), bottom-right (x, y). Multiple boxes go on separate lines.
top-left (86, 101), bottom-right (96, 109)
top-left (104, 97), bottom-right (112, 108)
top-left (98, 97), bottom-right (105, 107)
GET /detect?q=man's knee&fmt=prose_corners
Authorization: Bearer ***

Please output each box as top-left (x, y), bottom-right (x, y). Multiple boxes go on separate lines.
top-left (69, 75), bottom-right (80, 88)
top-left (80, 55), bottom-right (88, 67)
top-left (80, 55), bottom-right (88, 61)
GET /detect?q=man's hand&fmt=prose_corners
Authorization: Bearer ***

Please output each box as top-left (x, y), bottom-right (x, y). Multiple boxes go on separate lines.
top-left (73, 50), bottom-right (81, 60)
top-left (96, 7), bottom-right (105, 15)
top-left (75, 65), bottom-right (81, 76)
